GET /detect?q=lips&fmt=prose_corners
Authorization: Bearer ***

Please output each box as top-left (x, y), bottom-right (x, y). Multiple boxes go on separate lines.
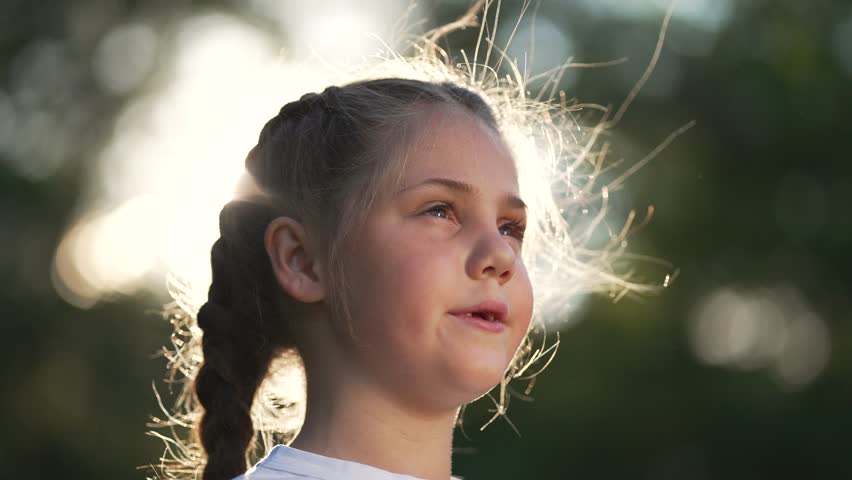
top-left (448, 300), bottom-right (508, 324)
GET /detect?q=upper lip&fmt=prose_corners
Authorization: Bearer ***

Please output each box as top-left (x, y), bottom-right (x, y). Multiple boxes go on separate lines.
top-left (449, 300), bottom-right (508, 324)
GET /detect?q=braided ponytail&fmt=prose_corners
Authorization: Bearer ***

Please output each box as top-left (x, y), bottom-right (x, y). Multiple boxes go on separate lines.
top-left (193, 88), bottom-right (345, 480)
top-left (194, 200), bottom-right (288, 480)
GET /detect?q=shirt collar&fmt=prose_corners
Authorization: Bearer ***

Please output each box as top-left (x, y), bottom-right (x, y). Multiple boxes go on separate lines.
top-left (257, 444), bottom-right (462, 480)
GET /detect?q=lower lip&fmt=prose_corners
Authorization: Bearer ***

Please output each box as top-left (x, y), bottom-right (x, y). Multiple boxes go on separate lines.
top-left (451, 313), bottom-right (505, 333)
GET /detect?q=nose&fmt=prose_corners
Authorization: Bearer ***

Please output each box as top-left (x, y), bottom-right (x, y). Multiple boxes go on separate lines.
top-left (465, 226), bottom-right (517, 285)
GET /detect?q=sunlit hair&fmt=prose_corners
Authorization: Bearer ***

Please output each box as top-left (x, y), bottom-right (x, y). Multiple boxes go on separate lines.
top-left (148, 1), bottom-right (686, 479)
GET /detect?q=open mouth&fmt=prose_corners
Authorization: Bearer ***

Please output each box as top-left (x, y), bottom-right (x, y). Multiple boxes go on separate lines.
top-left (462, 311), bottom-right (497, 322)
top-left (449, 301), bottom-right (508, 332)
top-left (449, 301), bottom-right (507, 323)
top-left (451, 311), bottom-right (505, 333)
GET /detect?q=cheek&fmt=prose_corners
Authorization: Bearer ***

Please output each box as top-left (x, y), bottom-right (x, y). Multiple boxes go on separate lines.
top-left (344, 231), bottom-right (452, 339)
top-left (510, 264), bottom-right (535, 340)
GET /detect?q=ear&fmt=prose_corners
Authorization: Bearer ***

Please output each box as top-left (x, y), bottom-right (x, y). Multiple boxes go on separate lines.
top-left (264, 217), bottom-right (326, 303)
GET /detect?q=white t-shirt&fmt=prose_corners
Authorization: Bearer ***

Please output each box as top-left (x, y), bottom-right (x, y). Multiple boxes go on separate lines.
top-left (232, 444), bottom-right (464, 480)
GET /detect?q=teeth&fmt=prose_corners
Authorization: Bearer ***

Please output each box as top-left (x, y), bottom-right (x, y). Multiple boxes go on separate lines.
top-left (462, 312), bottom-right (497, 321)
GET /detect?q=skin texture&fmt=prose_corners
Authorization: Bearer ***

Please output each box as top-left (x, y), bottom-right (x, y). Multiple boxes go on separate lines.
top-left (265, 105), bottom-right (534, 480)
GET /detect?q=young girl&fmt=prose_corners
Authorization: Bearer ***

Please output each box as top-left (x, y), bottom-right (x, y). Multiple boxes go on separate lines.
top-left (150, 4), bottom-right (679, 480)
top-left (197, 78), bottom-right (534, 480)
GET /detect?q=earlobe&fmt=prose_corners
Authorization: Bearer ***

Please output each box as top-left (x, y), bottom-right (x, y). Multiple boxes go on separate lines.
top-left (264, 217), bottom-right (326, 303)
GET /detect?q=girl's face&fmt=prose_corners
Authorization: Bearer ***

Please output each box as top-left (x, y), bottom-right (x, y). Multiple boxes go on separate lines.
top-left (340, 106), bottom-right (534, 412)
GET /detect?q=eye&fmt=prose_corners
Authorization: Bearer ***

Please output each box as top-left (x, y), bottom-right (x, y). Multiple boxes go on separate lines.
top-left (499, 220), bottom-right (526, 242)
top-left (421, 202), bottom-right (455, 220)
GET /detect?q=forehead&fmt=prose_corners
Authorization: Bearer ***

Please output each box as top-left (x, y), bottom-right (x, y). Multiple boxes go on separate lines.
top-left (401, 105), bottom-right (518, 187)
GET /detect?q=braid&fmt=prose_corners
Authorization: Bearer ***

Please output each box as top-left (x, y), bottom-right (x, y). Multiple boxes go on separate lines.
top-left (194, 200), bottom-right (285, 480)
top-left (256, 87), bottom-right (341, 143)
top-left (195, 89), bottom-right (344, 480)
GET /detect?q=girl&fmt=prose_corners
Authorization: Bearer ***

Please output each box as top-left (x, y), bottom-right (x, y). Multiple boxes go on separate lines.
top-left (150, 4), bottom-right (679, 480)
top-left (197, 79), bottom-right (532, 480)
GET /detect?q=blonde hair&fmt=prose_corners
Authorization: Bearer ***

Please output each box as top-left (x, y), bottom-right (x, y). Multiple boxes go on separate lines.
top-left (148, 2), bottom-right (682, 479)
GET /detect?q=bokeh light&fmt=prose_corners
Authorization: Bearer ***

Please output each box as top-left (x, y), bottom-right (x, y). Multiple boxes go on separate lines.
top-left (688, 284), bottom-right (830, 389)
top-left (48, 0), bottom-right (433, 309)
top-left (92, 21), bottom-right (159, 95)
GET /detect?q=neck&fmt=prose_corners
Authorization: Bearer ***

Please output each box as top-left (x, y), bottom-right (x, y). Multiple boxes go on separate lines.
top-left (289, 359), bottom-right (458, 480)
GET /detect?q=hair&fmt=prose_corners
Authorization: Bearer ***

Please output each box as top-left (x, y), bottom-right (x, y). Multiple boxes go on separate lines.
top-left (194, 79), bottom-right (503, 480)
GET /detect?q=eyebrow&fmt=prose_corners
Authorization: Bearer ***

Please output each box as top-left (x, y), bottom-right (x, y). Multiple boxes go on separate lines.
top-left (398, 177), bottom-right (528, 210)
